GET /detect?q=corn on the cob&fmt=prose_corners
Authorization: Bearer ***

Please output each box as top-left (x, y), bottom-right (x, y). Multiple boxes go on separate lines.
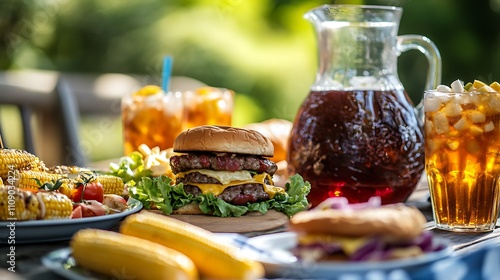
top-left (120, 212), bottom-right (264, 279)
top-left (47, 165), bottom-right (91, 176)
top-left (0, 185), bottom-right (39, 220)
top-left (15, 170), bottom-right (73, 198)
top-left (71, 229), bottom-right (198, 280)
top-left (95, 175), bottom-right (125, 195)
top-left (0, 149), bottom-right (45, 181)
top-left (36, 191), bottom-right (73, 219)
top-left (0, 185), bottom-right (72, 220)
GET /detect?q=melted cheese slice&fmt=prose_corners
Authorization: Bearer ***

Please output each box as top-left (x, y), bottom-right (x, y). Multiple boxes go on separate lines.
top-left (298, 234), bottom-right (424, 259)
top-left (176, 169), bottom-right (285, 198)
top-left (298, 234), bottom-right (370, 256)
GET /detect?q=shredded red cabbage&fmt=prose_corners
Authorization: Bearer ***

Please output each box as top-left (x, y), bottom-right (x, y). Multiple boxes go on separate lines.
top-left (315, 196), bottom-right (382, 210)
top-left (293, 231), bottom-right (445, 262)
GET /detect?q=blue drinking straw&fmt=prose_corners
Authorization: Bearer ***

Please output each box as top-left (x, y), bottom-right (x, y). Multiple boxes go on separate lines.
top-left (161, 55), bottom-right (173, 92)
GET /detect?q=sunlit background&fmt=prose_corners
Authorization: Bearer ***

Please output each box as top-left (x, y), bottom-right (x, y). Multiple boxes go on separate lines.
top-left (1, 0), bottom-right (500, 164)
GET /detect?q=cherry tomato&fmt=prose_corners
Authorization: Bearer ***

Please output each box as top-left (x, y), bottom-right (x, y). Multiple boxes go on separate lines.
top-left (72, 181), bottom-right (104, 203)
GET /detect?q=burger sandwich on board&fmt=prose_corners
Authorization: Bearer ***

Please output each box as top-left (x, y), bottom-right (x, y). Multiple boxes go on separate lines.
top-left (142, 125), bottom-right (310, 217)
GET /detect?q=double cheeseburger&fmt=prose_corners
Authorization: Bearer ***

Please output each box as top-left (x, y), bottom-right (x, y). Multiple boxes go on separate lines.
top-left (169, 125), bottom-right (310, 216)
top-left (288, 197), bottom-right (446, 262)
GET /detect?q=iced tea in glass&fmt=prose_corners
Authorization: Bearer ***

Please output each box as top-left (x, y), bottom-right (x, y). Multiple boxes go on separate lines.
top-left (424, 81), bottom-right (500, 232)
top-left (122, 86), bottom-right (183, 155)
top-left (182, 87), bottom-right (233, 129)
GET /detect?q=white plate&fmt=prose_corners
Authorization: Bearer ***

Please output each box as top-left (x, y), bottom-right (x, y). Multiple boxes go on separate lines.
top-left (246, 232), bottom-right (454, 279)
top-left (0, 198), bottom-right (142, 244)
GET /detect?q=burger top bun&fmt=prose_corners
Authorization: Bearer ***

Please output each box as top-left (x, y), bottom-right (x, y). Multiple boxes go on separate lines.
top-left (288, 203), bottom-right (426, 240)
top-left (244, 119), bottom-right (293, 162)
top-left (174, 125), bottom-right (274, 157)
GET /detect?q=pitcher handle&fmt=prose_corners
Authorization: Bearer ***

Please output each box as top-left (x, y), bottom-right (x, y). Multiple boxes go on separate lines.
top-left (396, 35), bottom-right (442, 118)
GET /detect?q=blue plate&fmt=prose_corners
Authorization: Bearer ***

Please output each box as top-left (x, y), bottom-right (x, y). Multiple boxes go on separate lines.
top-left (0, 198), bottom-right (142, 244)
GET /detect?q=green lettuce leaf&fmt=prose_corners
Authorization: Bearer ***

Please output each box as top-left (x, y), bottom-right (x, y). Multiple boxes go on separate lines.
top-left (108, 151), bottom-right (152, 184)
top-left (128, 174), bottom-right (311, 217)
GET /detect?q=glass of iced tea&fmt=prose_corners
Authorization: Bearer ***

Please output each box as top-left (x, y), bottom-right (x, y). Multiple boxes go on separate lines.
top-left (122, 86), bottom-right (184, 155)
top-left (182, 87), bottom-right (233, 129)
top-left (424, 80), bottom-right (500, 232)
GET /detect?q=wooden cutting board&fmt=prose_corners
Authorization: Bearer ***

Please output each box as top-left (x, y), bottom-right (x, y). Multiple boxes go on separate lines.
top-left (147, 209), bottom-right (289, 233)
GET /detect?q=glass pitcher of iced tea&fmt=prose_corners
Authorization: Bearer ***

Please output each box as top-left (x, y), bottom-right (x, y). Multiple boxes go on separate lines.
top-left (288, 5), bottom-right (441, 207)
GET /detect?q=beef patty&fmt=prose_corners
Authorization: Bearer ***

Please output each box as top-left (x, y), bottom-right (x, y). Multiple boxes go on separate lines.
top-left (170, 153), bottom-right (277, 175)
top-left (178, 171), bottom-right (274, 205)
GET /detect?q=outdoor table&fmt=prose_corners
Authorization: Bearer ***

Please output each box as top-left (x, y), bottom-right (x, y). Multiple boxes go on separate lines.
top-left (1, 178), bottom-right (499, 280)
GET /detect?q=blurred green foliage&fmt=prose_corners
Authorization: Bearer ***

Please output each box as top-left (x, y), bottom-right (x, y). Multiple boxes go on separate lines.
top-left (1, 0), bottom-right (500, 160)
top-left (2, 0), bottom-right (500, 119)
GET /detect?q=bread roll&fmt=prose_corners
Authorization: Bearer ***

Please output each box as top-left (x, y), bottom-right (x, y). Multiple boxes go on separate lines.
top-left (244, 119), bottom-right (292, 162)
top-left (289, 203), bottom-right (426, 239)
top-left (173, 125), bottom-right (274, 157)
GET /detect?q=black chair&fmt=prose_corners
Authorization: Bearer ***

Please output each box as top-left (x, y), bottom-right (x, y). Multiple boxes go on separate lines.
top-left (0, 70), bottom-right (86, 166)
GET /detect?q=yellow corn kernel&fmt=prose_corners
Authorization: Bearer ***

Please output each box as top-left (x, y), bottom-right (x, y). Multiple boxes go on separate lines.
top-left (0, 185), bottom-right (39, 220)
top-left (120, 212), bottom-right (264, 280)
top-left (47, 165), bottom-right (91, 175)
top-left (0, 186), bottom-right (71, 220)
top-left (15, 170), bottom-right (73, 198)
top-left (96, 175), bottom-right (125, 195)
top-left (71, 229), bottom-right (198, 280)
top-left (16, 170), bottom-right (67, 190)
top-left (0, 149), bottom-right (45, 181)
top-left (36, 191), bottom-right (72, 220)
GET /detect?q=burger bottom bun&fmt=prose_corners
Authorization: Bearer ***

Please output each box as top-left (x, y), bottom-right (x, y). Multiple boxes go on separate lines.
top-left (288, 203), bottom-right (426, 240)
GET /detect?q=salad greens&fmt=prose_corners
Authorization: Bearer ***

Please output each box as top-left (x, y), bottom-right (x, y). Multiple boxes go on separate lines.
top-left (108, 151), bottom-right (152, 185)
top-left (128, 174), bottom-right (311, 217)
